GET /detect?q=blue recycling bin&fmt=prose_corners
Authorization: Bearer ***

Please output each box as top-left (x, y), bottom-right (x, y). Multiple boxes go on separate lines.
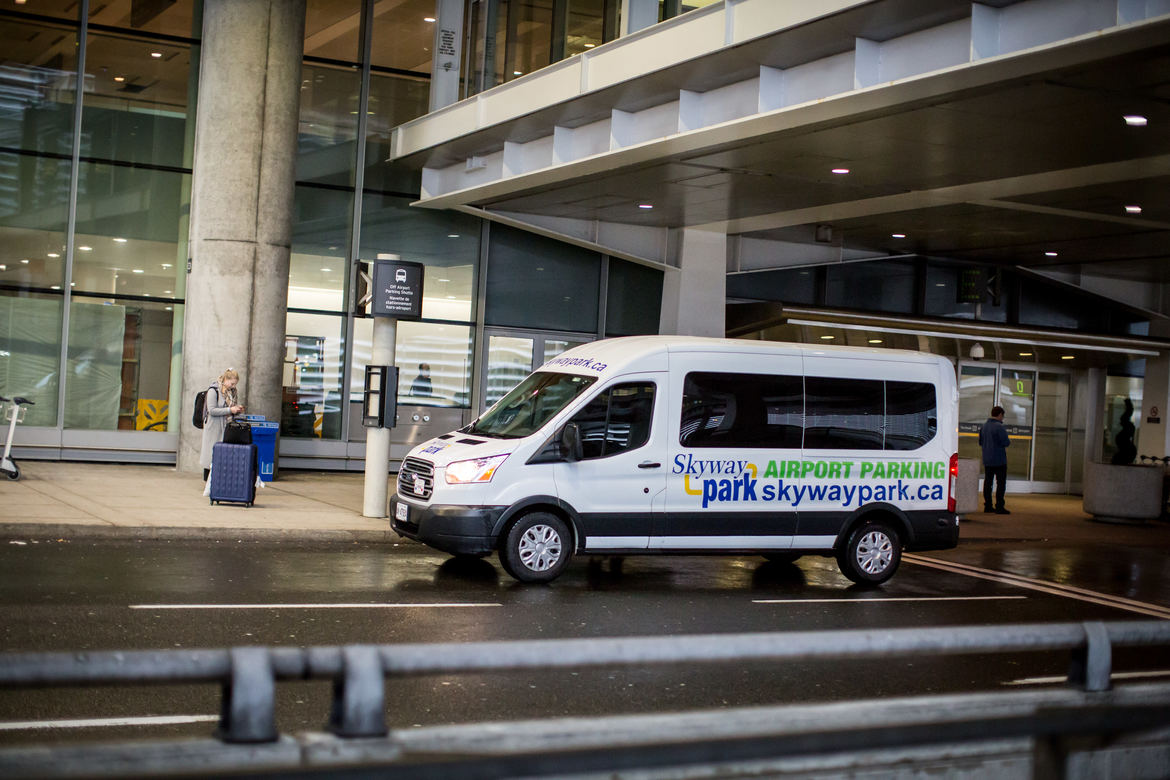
top-left (248, 420), bottom-right (280, 482)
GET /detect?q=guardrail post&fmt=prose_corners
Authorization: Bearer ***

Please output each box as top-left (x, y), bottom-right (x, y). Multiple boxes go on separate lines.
top-left (1069, 621), bottom-right (1112, 692)
top-left (218, 647), bottom-right (278, 743)
top-left (328, 645), bottom-right (387, 738)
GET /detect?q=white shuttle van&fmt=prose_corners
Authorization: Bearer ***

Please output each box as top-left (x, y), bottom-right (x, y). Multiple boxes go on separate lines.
top-left (391, 336), bottom-right (959, 585)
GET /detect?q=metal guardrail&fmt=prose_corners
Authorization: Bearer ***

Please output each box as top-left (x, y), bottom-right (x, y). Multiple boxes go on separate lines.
top-left (2, 620), bottom-right (1170, 745)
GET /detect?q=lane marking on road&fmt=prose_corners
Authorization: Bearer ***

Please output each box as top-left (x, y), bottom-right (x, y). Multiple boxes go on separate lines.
top-left (0, 715), bottom-right (219, 731)
top-left (1004, 670), bottom-right (1170, 686)
top-left (752, 596), bottom-right (1027, 604)
top-left (904, 554), bottom-right (1170, 620)
top-left (130, 603), bottom-right (503, 610)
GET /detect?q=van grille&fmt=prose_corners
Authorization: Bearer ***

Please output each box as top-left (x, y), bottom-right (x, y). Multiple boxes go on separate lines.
top-left (398, 457), bottom-right (434, 500)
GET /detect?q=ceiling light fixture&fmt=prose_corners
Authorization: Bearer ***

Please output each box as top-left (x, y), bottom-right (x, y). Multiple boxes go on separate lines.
top-left (0, 265), bottom-right (5, 270)
top-left (1062, 355), bottom-right (1075, 360)
top-left (78, 246), bottom-right (92, 251)
top-left (423, 16), bottom-right (435, 22)
top-left (51, 285), bottom-right (60, 290)
top-left (447, 233), bottom-right (460, 238)
top-left (161, 263), bottom-right (172, 269)
top-left (150, 52), bottom-right (163, 58)
top-left (1125, 205), bottom-right (1142, 214)
top-left (132, 269), bottom-right (144, 274)
top-left (1044, 251), bottom-right (1058, 257)
top-left (114, 76), bottom-right (125, 82)
top-left (20, 259), bottom-right (29, 264)
top-left (638, 203), bottom-right (653, 209)
top-left (820, 334), bottom-right (835, 340)
top-left (1123, 115), bottom-right (1147, 126)
top-left (891, 233), bottom-right (906, 238)
top-left (47, 252), bottom-right (59, 258)
top-left (320, 267), bottom-right (331, 272)
top-left (1019, 352), bottom-right (1032, 357)
top-left (831, 168), bottom-right (850, 174)
top-left (513, 70), bottom-right (523, 76)
top-left (113, 237), bottom-right (127, 243)
top-left (584, 43), bottom-right (596, 48)
top-left (868, 338), bottom-right (883, 344)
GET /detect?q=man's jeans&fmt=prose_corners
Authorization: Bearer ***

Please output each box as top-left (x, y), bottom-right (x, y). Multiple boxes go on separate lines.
top-left (983, 463), bottom-right (1007, 510)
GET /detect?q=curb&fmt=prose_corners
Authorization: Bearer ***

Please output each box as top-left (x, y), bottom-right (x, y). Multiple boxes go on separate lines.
top-left (0, 524), bottom-right (402, 544)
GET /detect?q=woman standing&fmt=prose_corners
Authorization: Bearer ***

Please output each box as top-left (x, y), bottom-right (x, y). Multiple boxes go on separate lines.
top-left (200, 368), bottom-right (245, 481)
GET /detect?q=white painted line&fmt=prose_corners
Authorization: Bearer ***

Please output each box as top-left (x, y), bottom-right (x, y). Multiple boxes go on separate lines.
top-left (1004, 670), bottom-right (1170, 687)
top-left (748, 603), bottom-right (1024, 608)
top-left (130, 603), bottom-right (503, 610)
top-left (904, 554), bottom-right (1170, 620)
top-left (0, 715), bottom-right (219, 731)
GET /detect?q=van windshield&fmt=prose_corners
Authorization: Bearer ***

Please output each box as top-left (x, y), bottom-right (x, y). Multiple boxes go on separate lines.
top-left (465, 372), bottom-right (597, 439)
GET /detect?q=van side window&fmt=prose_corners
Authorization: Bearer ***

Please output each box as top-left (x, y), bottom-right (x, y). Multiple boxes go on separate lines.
top-left (570, 382), bottom-right (655, 459)
top-left (885, 381), bottom-right (937, 450)
top-left (804, 377), bottom-right (884, 450)
top-left (681, 372), bottom-right (802, 448)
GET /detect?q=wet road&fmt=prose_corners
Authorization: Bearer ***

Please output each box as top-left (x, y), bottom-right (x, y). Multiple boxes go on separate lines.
top-left (1, 537), bottom-right (1168, 746)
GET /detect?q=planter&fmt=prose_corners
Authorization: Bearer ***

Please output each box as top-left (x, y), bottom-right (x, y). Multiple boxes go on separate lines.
top-left (1082, 461), bottom-right (1164, 523)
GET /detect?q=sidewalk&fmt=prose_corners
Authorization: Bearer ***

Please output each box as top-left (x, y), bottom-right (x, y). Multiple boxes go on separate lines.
top-left (1, 461), bottom-right (1169, 548)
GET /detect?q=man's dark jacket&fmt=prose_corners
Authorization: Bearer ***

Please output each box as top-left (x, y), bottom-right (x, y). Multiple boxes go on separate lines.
top-left (978, 417), bottom-right (1011, 466)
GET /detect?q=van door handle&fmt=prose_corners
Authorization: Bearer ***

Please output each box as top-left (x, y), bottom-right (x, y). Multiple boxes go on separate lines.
top-left (638, 461), bottom-right (661, 469)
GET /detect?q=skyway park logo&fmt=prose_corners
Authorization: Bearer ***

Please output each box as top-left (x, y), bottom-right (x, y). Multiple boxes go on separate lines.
top-left (672, 455), bottom-right (948, 509)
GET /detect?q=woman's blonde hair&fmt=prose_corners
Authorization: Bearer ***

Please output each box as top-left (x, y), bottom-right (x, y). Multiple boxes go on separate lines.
top-left (218, 369), bottom-right (239, 403)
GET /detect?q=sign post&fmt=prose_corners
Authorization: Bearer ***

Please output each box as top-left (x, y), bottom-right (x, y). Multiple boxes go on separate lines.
top-left (362, 257), bottom-right (424, 518)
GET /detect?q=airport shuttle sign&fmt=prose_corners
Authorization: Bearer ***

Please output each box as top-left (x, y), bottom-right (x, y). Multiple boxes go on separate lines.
top-left (372, 260), bottom-right (424, 319)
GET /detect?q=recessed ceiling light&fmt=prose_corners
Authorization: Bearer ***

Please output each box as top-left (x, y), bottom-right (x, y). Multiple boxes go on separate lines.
top-left (447, 233), bottom-right (460, 238)
top-left (935, 283), bottom-right (947, 287)
top-left (438, 278), bottom-right (451, 282)
top-left (47, 252), bottom-right (59, 258)
top-left (1062, 355), bottom-right (1075, 360)
top-left (513, 71), bottom-right (523, 76)
top-left (1125, 205), bottom-right (1142, 214)
top-left (150, 52), bottom-right (163, 58)
top-left (70, 282), bottom-right (75, 286)
top-left (891, 233), bottom-right (906, 238)
top-left (1123, 115), bottom-right (1147, 126)
top-left (164, 290), bottom-right (172, 294)
top-left (1044, 251), bottom-right (1058, 257)
top-left (132, 269), bottom-right (144, 274)
top-left (0, 264), bottom-right (5, 270)
top-left (638, 203), bottom-right (653, 209)
top-left (161, 263), bottom-right (172, 269)
top-left (423, 16), bottom-right (435, 22)
top-left (820, 335), bottom-right (835, 340)
top-left (320, 267), bottom-right (331, 272)
top-left (113, 237), bottom-right (127, 243)
top-left (447, 295), bottom-right (456, 299)
top-left (79, 246), bottom-right (93, 251)
top-left (831, 168), bottom-right (850, 174)
top-left (1019, 352), bottom-right (1032, 357)
top-left (114, 76), bottom-right (125, 83)
top-left (868, 339), bottom-right (883, 344)
top-left (165, 306), bottom-right (172, 311)
top-left (584, 43), bottom-right (596, 48)
top-left (20, 259), bottom-right (29, 264)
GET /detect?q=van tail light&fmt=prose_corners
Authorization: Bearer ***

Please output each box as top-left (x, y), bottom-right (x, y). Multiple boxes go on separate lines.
top-left (947, 453), bottom-right (959, 513)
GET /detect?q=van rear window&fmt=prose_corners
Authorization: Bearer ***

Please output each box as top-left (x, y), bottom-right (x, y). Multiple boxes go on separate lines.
top-left (679, 373), bottom-right (937, 450)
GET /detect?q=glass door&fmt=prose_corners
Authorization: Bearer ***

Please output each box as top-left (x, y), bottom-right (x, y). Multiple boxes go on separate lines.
top-left (481, 329), bottom-right (592, 410)
top-left (958, 362), bottom-right (1070, 491)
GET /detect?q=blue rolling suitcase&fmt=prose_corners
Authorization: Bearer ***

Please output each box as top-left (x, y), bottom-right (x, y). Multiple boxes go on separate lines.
top-left (209, 442), bottom-right (258, 507)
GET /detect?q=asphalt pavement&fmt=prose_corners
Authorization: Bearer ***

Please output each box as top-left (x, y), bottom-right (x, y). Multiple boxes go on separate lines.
top-left (2, 460), bottom-right (1170, 550)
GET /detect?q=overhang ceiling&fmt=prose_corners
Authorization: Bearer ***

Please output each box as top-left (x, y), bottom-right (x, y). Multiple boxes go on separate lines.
top-left (391, 0), bottom-right (1170, 311)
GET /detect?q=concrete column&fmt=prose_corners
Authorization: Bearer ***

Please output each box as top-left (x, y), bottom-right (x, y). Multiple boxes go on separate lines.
top-left (178, 0), bottom-right (306, 472)
top-left (658, 228), bottom-right (727, 337)
top-left (429, 0), bottom-right (464, 111)
top-left (620, 0), bottom-right (659, 36)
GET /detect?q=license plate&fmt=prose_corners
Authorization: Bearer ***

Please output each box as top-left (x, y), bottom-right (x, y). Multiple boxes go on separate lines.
top-left (395, 502), bottom-right (408, 522)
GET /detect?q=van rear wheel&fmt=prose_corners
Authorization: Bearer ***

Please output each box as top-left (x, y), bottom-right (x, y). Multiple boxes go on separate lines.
top-left (500, 512), bottom-right (572, 583)
top-left (837, 521), bottom-right (901, 585)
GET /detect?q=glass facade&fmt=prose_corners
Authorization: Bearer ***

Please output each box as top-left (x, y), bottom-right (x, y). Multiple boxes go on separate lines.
top-left (0, 4), bottom-right (196, 435)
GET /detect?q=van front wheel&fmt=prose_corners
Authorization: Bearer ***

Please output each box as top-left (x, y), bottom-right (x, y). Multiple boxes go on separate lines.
top-left (500, 513), bottom-right (572, 583)
top-left (837, 521), bottom-right (901, 585)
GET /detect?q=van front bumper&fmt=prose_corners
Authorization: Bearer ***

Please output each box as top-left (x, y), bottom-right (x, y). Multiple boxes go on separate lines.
top-left (390, 494), bottom-right (506, 556)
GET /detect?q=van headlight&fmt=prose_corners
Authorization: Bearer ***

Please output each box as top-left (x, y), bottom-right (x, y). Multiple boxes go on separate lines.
top-left (445, 454), bottom-right (508, 484)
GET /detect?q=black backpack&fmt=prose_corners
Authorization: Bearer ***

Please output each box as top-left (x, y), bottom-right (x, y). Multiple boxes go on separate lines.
top-left (192, 384), bottom-right (216, 429)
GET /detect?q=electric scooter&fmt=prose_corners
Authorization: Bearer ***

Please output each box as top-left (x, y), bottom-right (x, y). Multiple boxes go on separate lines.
top-left (0, 395), bottom-right (34, 481)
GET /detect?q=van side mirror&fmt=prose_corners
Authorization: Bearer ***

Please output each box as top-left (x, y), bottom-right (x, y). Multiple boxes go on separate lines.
top-left (561, 423), bottom-right (583, 462)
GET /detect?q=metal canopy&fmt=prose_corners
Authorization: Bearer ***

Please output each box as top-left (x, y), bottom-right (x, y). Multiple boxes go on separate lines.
top-left (390, 0), bottom-right (1170, 314)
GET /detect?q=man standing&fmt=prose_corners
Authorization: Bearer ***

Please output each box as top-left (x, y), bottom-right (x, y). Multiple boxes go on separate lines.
top-left (979, 405), bottom-right (1011, 514)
